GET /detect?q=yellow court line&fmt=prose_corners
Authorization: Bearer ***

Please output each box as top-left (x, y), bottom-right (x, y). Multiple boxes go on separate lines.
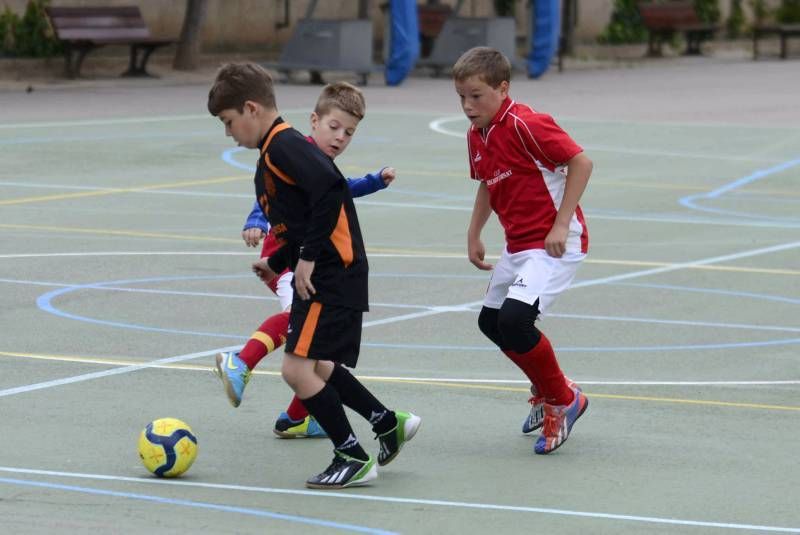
top-left (2, 351), bottom-right (798, 413)
top-left (585, 258), bottom-right (800, 277)
top-left (370, 378), bottom-right (800, 412)
top-left (0, 223), bottom-right (240, 244)
top-left (0, 175), bottom-right (249, 206)
top-left (370, 253), bottom-right (800, 277)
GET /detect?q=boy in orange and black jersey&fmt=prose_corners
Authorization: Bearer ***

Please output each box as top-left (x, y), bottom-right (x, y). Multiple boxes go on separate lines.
top-left (254, 119), bottom-right (368, 316)
top-left (208, 62), bottom-right (420, 489)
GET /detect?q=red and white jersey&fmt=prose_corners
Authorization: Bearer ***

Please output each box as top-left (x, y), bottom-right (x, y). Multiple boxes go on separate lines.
top-left (467, 97), bottom-right (588, 254)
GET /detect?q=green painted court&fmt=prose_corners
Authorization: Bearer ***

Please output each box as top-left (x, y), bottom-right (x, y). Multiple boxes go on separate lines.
top-left (1, 58), bottom-right (799, 534)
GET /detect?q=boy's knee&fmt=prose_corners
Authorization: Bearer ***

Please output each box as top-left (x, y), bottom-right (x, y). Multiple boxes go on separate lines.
top-left (280, 354), bottom-right (305, 389)
top-left (478, 307), bottom-right (505, 348)
top-left (497, 298), bottom-right (541, 353)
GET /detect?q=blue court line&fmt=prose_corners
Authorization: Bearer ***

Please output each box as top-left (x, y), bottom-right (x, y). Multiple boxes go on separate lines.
top-left (680, 156), bottom-right (800, 219)
top-left (0, 477), bottom-right (394, 534)
top-left (29, 274), bottom-right (800, 353)
top-left (221, 146), bottom-right (255, 171)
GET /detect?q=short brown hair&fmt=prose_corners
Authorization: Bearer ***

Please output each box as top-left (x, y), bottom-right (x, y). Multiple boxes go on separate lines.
top-left (452, 47), bottom-right (511, 88)
top-left (314, 82), bottom-right (366, 120)
top-left (207, 62), bottom-right (275, 116)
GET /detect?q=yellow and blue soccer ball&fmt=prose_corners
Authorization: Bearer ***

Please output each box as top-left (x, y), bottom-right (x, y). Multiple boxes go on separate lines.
top-left (138, 417), bottom-right (198, 478)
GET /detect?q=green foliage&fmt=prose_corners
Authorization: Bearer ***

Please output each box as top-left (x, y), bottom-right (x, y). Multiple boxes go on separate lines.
top-left (0, 6), bottom-right (20, 56)
top-left (0, 0), bottom-right (62, 57)
top-left (598, 0), bottom-right (648, 44)
top-left (726, 0), bottom-right (745, 38)
top-left (749, 0), bottom-right (771, 24)
top-left (493, 0), bottom-right (515, 17)
top-left (777, 0), bottom-right (800, 23)
top-left (693, 0), bottom-right (721, 23)
top-left (13, 0), bottom-right (61, 57)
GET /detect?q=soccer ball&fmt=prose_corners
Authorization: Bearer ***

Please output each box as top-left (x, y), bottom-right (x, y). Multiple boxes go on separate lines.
top-left (138, 417), bottom-right (198, 478)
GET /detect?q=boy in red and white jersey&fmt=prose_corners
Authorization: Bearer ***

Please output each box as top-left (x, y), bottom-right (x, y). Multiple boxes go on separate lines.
top-left (453, 47), bottom-right (592, 454)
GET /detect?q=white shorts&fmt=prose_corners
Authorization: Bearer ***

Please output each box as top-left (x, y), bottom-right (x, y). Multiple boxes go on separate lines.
top-left (275, 271), bottom-right (294, 311)
top-left (483, 248), bottom-right (585, 315)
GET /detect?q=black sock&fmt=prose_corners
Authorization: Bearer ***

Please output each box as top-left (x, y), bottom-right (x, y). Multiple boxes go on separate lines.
top-left (328, 364), bottom-right (397, 435)
top-left (301, 383), bottom-right (368, 461)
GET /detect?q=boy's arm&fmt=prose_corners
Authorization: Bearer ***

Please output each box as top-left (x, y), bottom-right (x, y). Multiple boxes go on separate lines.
top-left (242, 200), bottom-right (269, 247)
top-left (346, 167), bottom-right (395, 198)
top-left (467, 182), bottom-right (493, 271)
top-left (544, 152), bottom-right (593, 258)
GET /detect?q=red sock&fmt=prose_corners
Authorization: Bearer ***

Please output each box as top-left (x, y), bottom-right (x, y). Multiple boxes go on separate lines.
top-left (285, 395), bottom-right (308, 421)
top-left (503, 333), bottom-right (573, 406)
top-left (238, 311), bottom-right (290, 370)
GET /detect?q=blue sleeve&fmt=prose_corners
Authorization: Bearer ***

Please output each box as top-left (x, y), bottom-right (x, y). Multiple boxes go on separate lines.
top-left (243, 200), bottom-right (269, 232)
top-left (346, 168), bottom-right (387, 198)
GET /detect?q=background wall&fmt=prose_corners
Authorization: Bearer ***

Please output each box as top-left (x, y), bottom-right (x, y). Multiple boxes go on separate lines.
top-left (5, 0), bottom-right (778, 52)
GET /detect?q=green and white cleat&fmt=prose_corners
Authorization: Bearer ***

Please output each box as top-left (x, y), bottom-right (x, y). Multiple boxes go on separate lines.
top-left (305, 450), bottom-right (377, 489)
top-left (377, 411), bottom-right (421, 466)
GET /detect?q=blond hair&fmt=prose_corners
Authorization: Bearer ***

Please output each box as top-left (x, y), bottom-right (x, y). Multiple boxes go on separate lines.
top-left (207, 62), bottom-right (275, 116)
top-left (452, 47), bottom-right (511, 88)
top-left (314, 81), bottom-right (366, 120)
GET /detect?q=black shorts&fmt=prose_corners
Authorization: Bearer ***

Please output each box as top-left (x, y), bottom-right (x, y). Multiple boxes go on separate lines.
top-left (285, 300), bottom-right (362, 367)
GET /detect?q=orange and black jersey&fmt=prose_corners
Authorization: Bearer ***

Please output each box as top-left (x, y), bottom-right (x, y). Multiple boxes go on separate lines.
top-left (255, 117), bottom-right (368, 311)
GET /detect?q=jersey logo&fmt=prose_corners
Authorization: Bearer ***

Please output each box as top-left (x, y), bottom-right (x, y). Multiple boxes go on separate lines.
top-left (511, 277), bottom-right (527, 288)
top-left (473, 151), bottom-right (482, 162)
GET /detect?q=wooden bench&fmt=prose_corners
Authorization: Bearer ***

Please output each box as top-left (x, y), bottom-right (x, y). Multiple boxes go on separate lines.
top-left (45, 6), bottom-right (174, 78)
top-left (753, 24), bottom-right (800, 59)
top-left (637, 2), bottom-right (719, 57)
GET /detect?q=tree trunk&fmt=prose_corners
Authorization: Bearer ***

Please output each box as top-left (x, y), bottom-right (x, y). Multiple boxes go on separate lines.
top-left (173, 0), bottom-right (209, 71)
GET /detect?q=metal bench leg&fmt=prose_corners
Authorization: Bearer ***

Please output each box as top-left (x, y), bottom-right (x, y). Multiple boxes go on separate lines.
top-left (309, 70), bottom-right (324, 85)
top-left (780, 33), bottom-right (787, 59)
top-left (122, 44), bottom-right (158, 77)
top-left (64, 44), bottom-right (93, 78)
top-left (647, 34), bottom-right (662, 57)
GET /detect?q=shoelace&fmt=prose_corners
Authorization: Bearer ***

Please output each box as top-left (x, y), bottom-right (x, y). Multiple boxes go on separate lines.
top-left (540, 405), bottom-right (565, 437)
top-left (322, 454), bottom-right (349, 475)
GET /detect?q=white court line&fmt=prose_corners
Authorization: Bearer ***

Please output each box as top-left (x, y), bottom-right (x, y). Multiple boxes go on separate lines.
top-left (0, 346), bottom-right (239, 398)
top-left (0, 467), bottom-right (796, 533)
top-left (569, 240), bottom-right (800, 290)
top-left (1, 240), bottom-right (799, 398)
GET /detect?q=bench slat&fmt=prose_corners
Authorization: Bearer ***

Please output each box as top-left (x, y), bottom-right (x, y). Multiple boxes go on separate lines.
top-left (50, 17), bottom-right (147, 30)
top-left (57, 28), bottom-right (151, 41)
top-left (47, 6), bottom-right (142, 18)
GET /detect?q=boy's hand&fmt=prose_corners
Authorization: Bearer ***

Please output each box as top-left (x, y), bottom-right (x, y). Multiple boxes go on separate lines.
top-left (252, 258), bottom-right (277, 283)
top-left (242, 227), bottom-right (266, 247)
top-left (293, 259), bottom-right (316, 300)
top-left (544, 223), bottom-right (569, 258)
top-left (381, 167), bottom-right (396, 186)
top-left (468, 237), bottom-right (493, 270)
